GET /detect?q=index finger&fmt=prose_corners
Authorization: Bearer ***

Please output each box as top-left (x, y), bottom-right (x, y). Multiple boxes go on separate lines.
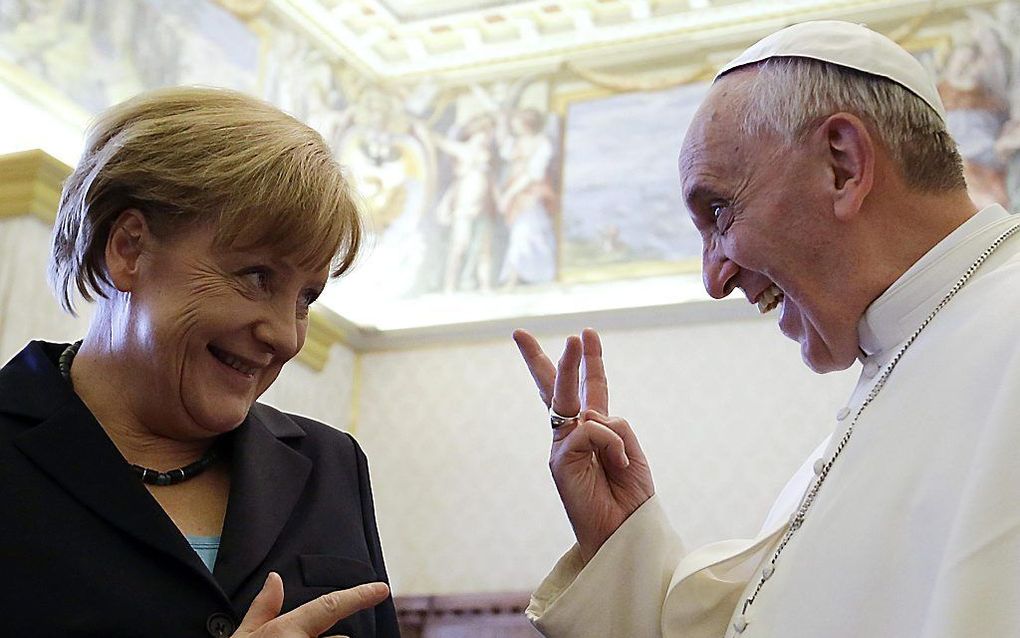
top-left (279, 582), bottom-right (390, 636)
top-left (580, 328), bottom-right (608, 414)
top-left (512, 329), bottom-right (556, 406)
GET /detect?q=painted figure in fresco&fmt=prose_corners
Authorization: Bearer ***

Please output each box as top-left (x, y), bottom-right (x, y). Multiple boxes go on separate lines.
top-left (497, 109), bottom-right (557, 287)
top-left (996, 94), bottom-right (1020, 213)
top-left (325, 83), bottom-right (440, 299)
top-left (993, 3), bottom-right (1020, 213)
top-left (940, 20), bottom-right (1011, 208)
top-left (433, 114), bottom-right (499, 294)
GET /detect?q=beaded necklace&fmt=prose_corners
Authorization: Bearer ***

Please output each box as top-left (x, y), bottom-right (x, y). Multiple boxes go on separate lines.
top-left (59, 340), bottom-right (220, 486)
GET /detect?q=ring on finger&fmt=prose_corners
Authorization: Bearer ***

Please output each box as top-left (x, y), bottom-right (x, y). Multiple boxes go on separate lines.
top-left (549, 406), bottom-right (581, 430)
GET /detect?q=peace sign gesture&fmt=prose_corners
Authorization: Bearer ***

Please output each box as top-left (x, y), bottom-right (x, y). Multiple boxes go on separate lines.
top-left (513, 328), bottom-right (655, 563)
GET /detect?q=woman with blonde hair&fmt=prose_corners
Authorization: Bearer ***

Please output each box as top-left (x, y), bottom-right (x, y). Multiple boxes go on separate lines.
top-left (0, 87), bottom-right (399, 637)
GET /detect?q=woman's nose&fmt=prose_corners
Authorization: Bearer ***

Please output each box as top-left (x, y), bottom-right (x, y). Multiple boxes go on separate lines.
top-left (253, 303), bottom-right (300, 360)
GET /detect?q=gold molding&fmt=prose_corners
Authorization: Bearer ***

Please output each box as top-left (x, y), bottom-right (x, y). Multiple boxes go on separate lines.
top-left (214, 0), bottom-right (269, 21)
top-left (301, 307), bottom-right (353, 371)
top-left (0, 149), bottom-right (70, 224)
top-left (275, 0), bottom-right (999, 83)
top-left (0, 149), bottom-right (352, 372)
top-left (565, 61), bottom-right (714, 95)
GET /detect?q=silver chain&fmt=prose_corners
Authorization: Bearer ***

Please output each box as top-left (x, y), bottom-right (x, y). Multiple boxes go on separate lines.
top-left (734, 222), bottom-right (1020, 634)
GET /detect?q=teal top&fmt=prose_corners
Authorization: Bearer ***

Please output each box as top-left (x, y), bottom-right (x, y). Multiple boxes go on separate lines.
top-left (185, 535), bottom-right (221, 572)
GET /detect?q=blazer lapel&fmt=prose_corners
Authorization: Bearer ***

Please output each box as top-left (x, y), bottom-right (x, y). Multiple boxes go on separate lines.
top-left (215, 406), bottom-right (311, 598)
top-left (13, 396), bottom-right (225, 590)
top-left (4, 342), bottom-right (230, 601)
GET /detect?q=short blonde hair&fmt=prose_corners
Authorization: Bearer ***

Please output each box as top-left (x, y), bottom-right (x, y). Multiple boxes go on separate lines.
top-left (50, 86), bottom-right (361, 313)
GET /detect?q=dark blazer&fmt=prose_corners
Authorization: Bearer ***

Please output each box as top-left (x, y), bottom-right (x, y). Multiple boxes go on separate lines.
top-left (0, 341), bottom-right (400, 638)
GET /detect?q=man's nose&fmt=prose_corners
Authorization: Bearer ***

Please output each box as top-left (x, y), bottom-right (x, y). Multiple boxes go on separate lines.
top-left (702, 245), bottom-right (740, 299)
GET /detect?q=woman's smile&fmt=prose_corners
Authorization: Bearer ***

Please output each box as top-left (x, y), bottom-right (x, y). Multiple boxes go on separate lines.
top-left (207, 344), bottom-right (260, 383)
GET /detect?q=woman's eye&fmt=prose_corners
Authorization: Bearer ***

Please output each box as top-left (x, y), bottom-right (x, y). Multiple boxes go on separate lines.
top-left (298, 290), bottom-right (320, 313)
top-left (293, 288), bottom-right (321, 319)
top-left (240, 269), bottom-right (270, 291)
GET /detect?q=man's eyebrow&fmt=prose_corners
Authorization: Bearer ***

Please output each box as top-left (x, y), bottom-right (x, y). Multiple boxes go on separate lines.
top-left (683, 184), bottom-right (720, 209)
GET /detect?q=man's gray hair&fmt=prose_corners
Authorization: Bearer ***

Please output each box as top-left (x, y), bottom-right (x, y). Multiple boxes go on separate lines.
top-left (735, 56), bottom-right (966, 193)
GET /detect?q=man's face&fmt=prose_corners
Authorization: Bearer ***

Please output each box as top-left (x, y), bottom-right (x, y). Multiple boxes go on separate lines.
top-left (678, 75), bottom-right (863, 373)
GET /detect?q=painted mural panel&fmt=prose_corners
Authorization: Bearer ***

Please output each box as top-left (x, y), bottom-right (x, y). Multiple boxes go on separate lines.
top-left (0, 0), bottom-right (259, 110)
top-left (560, 82), bottom-right (708, 282)
top-left (3, 0), bottom-right (1020, 328)
top-left (934, 3), bottom-right (1020, 213)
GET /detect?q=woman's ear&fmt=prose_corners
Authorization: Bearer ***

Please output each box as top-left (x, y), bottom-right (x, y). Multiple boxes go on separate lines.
top-left (822, 113), bottom-right (875, 222)
top-left (105, 209), bottom-right (150, 293)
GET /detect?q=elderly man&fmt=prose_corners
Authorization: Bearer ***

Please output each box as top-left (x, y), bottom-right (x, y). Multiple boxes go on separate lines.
top-left (513, 20), bottom-right (1020, 638)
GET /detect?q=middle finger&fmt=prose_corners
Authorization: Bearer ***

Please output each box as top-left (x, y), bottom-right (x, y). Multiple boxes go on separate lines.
top-left (551, 335), bottom-right (582, 420)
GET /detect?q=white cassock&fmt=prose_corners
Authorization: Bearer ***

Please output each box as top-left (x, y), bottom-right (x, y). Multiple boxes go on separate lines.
top-left (527, 204), bottom-right (1020, 638)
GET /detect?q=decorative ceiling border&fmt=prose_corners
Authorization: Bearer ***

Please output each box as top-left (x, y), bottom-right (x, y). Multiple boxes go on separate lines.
top-left (264, 0), bottom-right (996, 83)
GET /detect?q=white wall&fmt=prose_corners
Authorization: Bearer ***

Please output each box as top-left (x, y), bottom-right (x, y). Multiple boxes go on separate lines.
top-left (0, 214), bottom-right (860, 597)
top-left (354, 321), bottom-right (857, 595)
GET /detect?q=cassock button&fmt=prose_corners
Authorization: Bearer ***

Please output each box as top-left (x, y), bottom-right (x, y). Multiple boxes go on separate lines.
top-left (734, 615), bottom-right (749, 633)
top-left (206, 612), bottom-right (236, 638)
top-left (812, 458), bottom-right (825, 475)
top-left (863, 361), bottom-right (879, 378)
top-left (836, 406), bottom-right (851, 421)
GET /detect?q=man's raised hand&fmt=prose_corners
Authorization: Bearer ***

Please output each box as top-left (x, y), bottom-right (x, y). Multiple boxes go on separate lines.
top-left (513, 327), bottom-right (655, 562)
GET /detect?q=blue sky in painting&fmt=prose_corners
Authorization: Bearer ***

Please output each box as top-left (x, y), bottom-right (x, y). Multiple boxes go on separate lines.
top-left (562, 81), bottom-right (709, 265)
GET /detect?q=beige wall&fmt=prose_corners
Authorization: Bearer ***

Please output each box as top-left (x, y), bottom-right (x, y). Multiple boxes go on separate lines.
top-left (0, 216), bottom-right (91, 360)
top-left (0, 214), bottom-right (859, 596)
top-left (355, 322), bottom-right (856, 595)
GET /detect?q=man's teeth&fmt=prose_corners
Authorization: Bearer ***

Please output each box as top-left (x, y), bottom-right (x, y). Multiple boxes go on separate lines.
top-left (757, 284), bottom-right (784, 314)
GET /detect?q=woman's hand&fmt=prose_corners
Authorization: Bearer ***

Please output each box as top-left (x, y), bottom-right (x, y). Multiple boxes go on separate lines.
top-left (513, 328), bottom-right (655, 563)
top-left (232, 572), bottom-right (389, 638)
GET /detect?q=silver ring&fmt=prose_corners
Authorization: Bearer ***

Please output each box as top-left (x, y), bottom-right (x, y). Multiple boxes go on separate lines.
top-left (549, 406), bottom-right (580, 430)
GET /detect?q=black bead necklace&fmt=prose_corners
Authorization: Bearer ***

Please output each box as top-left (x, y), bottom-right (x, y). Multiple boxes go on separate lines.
top-left (59, 340), bottom-right (220, 486)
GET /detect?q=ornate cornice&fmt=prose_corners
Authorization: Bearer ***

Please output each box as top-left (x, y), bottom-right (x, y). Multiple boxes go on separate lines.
top-left (269, 0), bottom-right (998, 84)
top-left (0, 149), bottom-right (69, 224)
top-left (303, 307), bottom-right (355, 370)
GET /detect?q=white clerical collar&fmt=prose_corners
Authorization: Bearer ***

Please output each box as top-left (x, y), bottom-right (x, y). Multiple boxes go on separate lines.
top-left (858, 204), bottom-right (1015, 357)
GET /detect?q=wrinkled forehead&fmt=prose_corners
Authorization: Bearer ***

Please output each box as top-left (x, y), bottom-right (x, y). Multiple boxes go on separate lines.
top-left (678, 79), bottom-right (747, 181)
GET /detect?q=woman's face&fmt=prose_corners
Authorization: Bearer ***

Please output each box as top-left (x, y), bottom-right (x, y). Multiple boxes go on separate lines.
top-left (121, 219), bottom-right (329, 439)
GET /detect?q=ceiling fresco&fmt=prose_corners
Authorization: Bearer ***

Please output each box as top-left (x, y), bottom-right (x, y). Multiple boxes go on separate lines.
top-left (2, 0), bottom-right (1015, 338)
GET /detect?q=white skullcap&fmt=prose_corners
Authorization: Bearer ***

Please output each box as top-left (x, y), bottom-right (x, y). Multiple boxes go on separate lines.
top-left (716, 20), bottom-right (947, 121)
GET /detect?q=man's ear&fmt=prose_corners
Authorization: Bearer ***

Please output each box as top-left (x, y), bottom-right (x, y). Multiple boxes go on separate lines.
top-left (821, 113), bottom-right (875, 222)
top-left (105, 209), bottom-right (150, 293)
